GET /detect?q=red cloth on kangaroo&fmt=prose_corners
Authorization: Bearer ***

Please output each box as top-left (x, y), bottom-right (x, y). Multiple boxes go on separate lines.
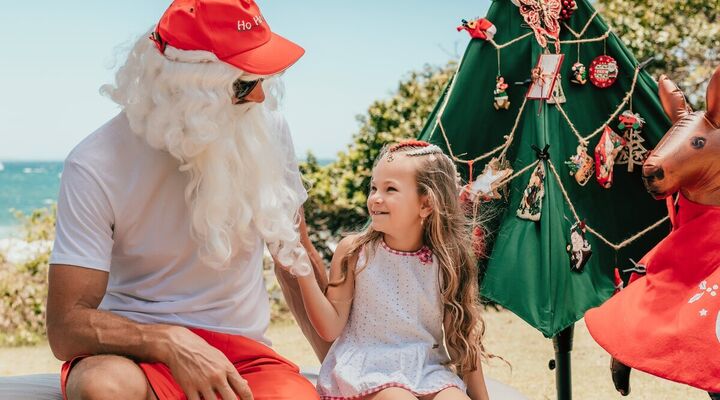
top-left (586, 193), bottom-right (720, 393)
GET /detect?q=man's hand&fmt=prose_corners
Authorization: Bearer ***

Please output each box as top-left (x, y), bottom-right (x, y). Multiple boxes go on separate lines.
top-left (162, 326), bottom-right (253, 400)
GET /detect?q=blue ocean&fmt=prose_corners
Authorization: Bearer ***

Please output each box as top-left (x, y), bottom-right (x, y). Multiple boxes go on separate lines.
top-left (0, 158), bottom-right (334, 239)
top-left (0, 161), bottom-right (63, 238)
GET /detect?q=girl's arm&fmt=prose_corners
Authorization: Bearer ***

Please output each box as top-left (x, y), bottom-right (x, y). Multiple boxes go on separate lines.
top-left (296, 235), bottom-right (357, 341)
top-left (274, 212), bottom-right (333, 361)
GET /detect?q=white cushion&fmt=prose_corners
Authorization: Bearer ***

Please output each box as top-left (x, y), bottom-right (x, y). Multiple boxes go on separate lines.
top-left (0, 371), bottom-right (528, 400)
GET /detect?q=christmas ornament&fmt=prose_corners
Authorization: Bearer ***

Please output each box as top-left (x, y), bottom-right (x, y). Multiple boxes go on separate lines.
top-left (613, 261), bottom-right (647, 294)
top-left (559, 0), bottom-right (577, 20)
top-left (547, 73), bottom-right (566, 104)
top-left (517, 0), bottom-right (562, 48)
top-left (526, 53), bottom-right (564, 100)
top-left (613, 268), bottom-right (624, 294)
top-left (516, 161), bottom-right (546, 221)
top-left (566, 221), bottom-right (592, 272)
top-left (570, 61), bottom-right (587, 85)
top-left (472, 225), bottom-right (486, 260)
top-left (564, 144), bottom-right (594, 186)
top-left (457, 18), bottom-right (497, 40)
top-left (494, 76), bottom-right (511, 110)
top-left (589, 55), bottom-right (619, 88)
top-left (617, 110), bottom-right (645, 131)
top-left (466, 158), bottom-right (513, 201)
top-left (615, 110), bottom-right (648, 172)
top-left (594, 125), bottom-right (627, 188)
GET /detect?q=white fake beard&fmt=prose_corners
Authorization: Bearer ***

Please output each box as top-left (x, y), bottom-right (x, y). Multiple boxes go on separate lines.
top-left (134, 95), bottom-right (304, 270)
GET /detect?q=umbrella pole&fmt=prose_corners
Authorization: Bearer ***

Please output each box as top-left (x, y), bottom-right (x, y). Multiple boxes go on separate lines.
top-left (552, 324), bottom-right (575, 400)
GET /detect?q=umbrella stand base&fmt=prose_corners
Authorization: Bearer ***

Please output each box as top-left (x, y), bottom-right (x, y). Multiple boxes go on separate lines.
top-left (551, 324), bottom-right (575, 400)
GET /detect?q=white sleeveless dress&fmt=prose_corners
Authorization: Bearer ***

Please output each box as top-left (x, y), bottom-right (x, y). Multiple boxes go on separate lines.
top-left (316, 241), bottom-right (466, 399)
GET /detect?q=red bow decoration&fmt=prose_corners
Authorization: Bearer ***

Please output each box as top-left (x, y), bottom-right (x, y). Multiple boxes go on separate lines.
top-left (456, 18), bottom-right (497, 40)
top-left (418, 246), bottom-right (433, 265)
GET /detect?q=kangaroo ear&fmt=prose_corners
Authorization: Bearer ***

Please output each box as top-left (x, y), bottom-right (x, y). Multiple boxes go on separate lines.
top-left (658, 75), bottom-right (692, 123)
top-left (706, 65), bottom-right (720, 128)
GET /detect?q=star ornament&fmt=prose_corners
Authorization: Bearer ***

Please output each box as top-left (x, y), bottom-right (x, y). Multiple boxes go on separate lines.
top-left (700, 309), bottom-right (709, 317)
top-left (469, 159), bottom-right (513, 200)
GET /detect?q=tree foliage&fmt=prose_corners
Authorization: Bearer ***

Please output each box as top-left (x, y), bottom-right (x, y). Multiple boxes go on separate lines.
top-left (300, 63), bottom-right (456, 260)
top-left (597, 0), bottom-right (720, 108)
top-left (0, 207), bottom-right (55, 346)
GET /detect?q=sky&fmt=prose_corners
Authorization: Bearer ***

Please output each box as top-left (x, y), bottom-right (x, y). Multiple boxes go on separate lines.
top-left (0, 0), bottom-right (490, 161)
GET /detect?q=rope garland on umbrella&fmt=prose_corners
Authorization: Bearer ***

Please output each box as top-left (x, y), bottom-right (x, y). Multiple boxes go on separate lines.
top-left (432, 9), bottom-right (668, 252)
top-left (456, 154), bottom-right (671, 251)
top-left (545, 160), bottom-right (671, 250)
top-left (553, 65), bottom-right (641, 145)
top-left (435, 64), bottom-right (639, 164)
top-left (562, 11), bottom-right (598, 38)
top-left (487, 26), bottom-right (611, 49)
top-left (436, 95), bottom-right (529, 165)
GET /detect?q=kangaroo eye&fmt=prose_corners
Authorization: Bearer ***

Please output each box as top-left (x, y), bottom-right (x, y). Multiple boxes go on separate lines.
top-left (691, 137), bottom-right (706, 149)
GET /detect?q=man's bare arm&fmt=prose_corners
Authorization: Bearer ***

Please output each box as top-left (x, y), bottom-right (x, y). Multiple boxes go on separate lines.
top-left (46, 264), bottom-right (173, 361)
top-left (46, 265), bottom-right (253, 399)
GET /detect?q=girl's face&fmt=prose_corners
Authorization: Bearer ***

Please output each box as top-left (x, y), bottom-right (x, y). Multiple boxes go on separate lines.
top-left (367, 154), bottom-right (430, 236)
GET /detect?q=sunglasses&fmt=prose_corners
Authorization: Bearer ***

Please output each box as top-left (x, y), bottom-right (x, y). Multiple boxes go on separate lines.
top-left (232, 78), bottom-right (264, 104)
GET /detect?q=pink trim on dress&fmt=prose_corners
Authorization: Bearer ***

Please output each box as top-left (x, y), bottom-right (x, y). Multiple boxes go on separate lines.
top-left (320, 382), bottom-right (461, 400)
top-left (379, 240), bottom-right (433, 265)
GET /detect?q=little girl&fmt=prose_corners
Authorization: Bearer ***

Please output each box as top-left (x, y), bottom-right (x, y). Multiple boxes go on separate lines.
top-left (297, 140), bottom-right (491, 400)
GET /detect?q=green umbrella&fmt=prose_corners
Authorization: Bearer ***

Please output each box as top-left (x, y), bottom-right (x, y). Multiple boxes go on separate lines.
top-left (419, 0), bottom-right (672, 339)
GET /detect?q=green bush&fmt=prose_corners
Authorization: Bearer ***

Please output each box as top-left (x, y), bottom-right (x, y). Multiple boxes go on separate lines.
top-left (0, 206), bottom-right (55, 346)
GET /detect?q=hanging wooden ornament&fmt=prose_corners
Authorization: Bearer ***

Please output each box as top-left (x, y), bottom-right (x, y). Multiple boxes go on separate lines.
top-left (517, 161), bottom-right (546, 221)
top-left (594, 125), bottom-right (627, 188)
top-left (566, 221), bottom-right (592, 272)
top-left (564, 144), bottom-right (594, 186)
top-left (526, 53), bottom-right (565, 100)
top-left (615, 110), bottom-right (648, 173)
top-left (465, 158), bottom-right (513, 201)
top-left (547, 73), bottom-right (566, 104)
top-left (571, 62), bottom-right (587, 85)
top-left (493, 76), bottom-right (511, 110)
top-left (589, 55), bottom-right (619, 88)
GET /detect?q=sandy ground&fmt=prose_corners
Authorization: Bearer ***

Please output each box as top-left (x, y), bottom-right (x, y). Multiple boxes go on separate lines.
top-left (0, 309), bottom-right (709, 400)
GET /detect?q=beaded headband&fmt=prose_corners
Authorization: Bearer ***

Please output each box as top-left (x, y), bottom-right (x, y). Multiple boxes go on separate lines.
top-left (387, 140), bottom-right (443, 160)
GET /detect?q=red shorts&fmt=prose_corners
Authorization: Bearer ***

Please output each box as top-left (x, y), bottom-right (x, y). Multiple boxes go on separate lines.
top-left (61, 328), bottom-right (319, 400)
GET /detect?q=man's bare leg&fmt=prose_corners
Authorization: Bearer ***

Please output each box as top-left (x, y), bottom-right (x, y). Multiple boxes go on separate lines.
top-left (66, 355), bottom-right (157, 400)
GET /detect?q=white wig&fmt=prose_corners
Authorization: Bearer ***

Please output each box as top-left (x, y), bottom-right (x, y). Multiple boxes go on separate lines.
top-left (101, 30), bottom-right (310, 275)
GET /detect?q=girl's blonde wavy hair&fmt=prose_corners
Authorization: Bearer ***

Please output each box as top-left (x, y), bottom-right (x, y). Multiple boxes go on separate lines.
top-left (330, 141), bottom-right (490, 374)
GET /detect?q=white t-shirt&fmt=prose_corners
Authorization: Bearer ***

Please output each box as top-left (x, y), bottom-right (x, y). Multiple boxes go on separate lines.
top-left (50, 112), bottom-right (307, 345)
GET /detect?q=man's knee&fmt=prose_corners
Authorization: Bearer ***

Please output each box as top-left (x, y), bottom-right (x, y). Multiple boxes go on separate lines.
top-left (66, 355), bottom-right (151, 400)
